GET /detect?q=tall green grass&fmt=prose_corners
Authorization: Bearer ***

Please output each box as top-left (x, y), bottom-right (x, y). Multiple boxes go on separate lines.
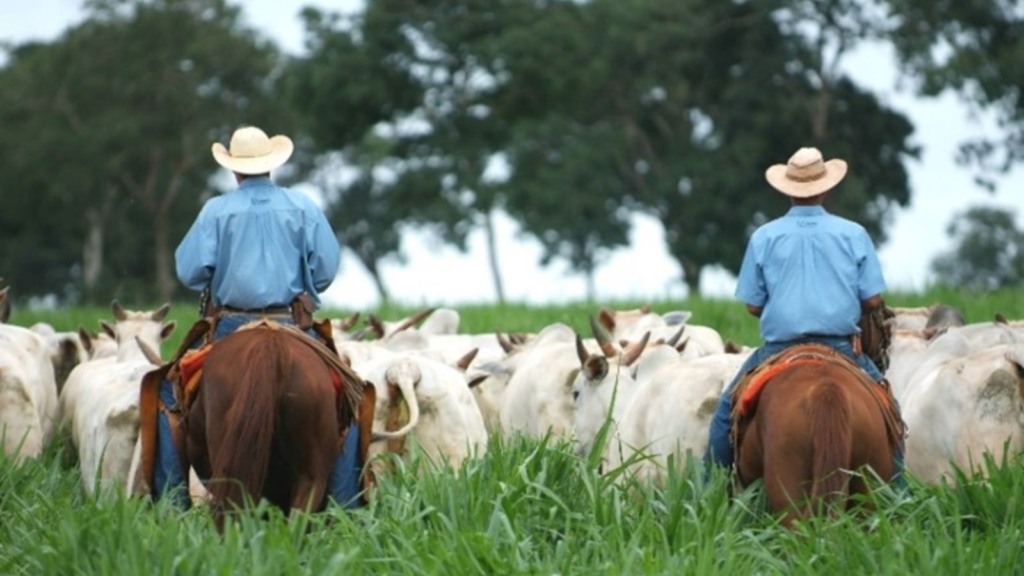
top-left (2, 435), bottom-right (1022, 575)
top-left (2, 287), bottom-right (1023, 574)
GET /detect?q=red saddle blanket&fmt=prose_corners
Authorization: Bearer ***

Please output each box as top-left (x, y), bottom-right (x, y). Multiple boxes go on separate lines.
top-left (735, 357), bottom-right (825, 419)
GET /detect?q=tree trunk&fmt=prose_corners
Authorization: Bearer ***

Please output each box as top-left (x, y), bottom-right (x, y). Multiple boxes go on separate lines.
top-left (82, 209), bottom-right (104, 304)
top-left (584, 262), bottom-right (596, 303)
top-left (360, 256), bottom-right (391, 306)
top-left (154, 209), bottom-right (173, 304)
top-left (483, 210), bottom-right (506, 304)
top-left (681, 260), bottom-right (702, 298)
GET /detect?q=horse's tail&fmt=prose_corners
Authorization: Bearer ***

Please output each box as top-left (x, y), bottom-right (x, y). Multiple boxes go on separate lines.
top-left (207, 333), bottom-right (282, 510)
top-left (808, 379), bottom-right (852, 511)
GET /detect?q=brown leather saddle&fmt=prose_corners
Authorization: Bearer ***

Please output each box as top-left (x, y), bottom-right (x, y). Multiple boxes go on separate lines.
top-left (729, 343), bottom-right (903, 464)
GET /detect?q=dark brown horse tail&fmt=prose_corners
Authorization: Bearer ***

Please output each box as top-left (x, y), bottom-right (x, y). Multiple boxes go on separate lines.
top-left (208, 334), bottom-right (282, 510)
top-left (808, 379), bottom-right (852, 511)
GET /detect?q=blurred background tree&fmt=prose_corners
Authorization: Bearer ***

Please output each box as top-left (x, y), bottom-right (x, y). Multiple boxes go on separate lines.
top-left (0, 0), bottom-right (295, 304)
top-left (930, 206), bottom-right (1024, 291)
top-left (2, 0), bottom-right (1021, 305)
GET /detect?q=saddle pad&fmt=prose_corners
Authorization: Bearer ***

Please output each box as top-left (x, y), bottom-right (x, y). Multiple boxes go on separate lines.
top-left (736, 357), bottom-right (824, 419)
top-left (179, 345), bottom-right (211, 392)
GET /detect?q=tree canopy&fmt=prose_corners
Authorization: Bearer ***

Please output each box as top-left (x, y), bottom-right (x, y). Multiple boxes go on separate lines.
top-left (0, 0), bottom-right (293, 304)
top-left (0, 0), bottom-right (1009, 304)
top-left (885, 0), bottom-right (1024, 188)
top-left (290, 0), bottom-right (917, 297)
top-left (931, 205), bottom-right (1024, 291)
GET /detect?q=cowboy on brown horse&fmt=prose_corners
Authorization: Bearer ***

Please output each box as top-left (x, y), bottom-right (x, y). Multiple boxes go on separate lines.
top-left (704, 147), bottom-right (906, 490)
top-left (143, 126), bottom-right (365, 509)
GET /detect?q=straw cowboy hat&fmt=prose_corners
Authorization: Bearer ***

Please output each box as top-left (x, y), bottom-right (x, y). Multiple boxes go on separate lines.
top-left (211, 126), bottom-right (294, 175)
top-left (764, 147), bottom-right (847, 198)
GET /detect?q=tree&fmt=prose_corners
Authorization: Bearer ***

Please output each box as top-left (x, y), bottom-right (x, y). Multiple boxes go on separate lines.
top-left (286, 0), bottom-right (918, 299)
top-left (0, 0), bottom-right (294, 304)
top-left (289, 1), bottom-right (536, 304)
top-left (931, 205), bottom-right (1024, 291)
top-left (503, 0), bottom-right (916, 295)
top-left (884, 0), bottom-right (1024, 188)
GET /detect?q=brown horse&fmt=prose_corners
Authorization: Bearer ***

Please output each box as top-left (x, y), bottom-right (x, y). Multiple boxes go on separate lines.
top-left (734, 345), bottom-right (897, 527)
top-left (185, 323), bottom-right (344, 529)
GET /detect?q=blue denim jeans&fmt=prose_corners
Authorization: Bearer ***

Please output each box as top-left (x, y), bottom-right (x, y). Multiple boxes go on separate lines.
top-left (703, 336), bottom-right (905, 487)
top-left (153, 314), bottom-right (365, 508)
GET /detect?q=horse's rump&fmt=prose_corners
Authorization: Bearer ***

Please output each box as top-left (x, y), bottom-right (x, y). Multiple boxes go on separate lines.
top-left (730, 343), bottom-right (901, 457)
top-left (733, 343), bottom-right (897, 524)
top-left (187, 321), bottom-right (355, 521)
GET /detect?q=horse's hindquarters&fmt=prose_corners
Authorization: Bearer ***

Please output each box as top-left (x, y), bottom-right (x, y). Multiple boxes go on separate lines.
top-left (188, 326), bottom-right (342, 520)
top-left (737, 361), bottom-right (894, 525)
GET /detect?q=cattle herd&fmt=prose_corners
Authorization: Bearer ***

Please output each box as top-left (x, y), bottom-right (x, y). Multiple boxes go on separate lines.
top-left (1, 284), bottom-right (1023, 509)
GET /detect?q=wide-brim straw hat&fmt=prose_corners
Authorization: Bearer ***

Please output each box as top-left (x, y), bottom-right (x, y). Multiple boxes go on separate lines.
top-left (211, 126), bottom-right (294, 175)
top-left (764, 147), bottom-right (847, 198)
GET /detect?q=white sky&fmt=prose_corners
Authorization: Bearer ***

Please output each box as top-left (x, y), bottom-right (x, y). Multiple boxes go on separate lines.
top-left (3, 0), bottom-right (1021, 309)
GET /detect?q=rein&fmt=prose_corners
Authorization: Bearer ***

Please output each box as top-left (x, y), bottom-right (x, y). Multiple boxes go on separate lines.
top-left (859, 306), bottom-right (895, 372)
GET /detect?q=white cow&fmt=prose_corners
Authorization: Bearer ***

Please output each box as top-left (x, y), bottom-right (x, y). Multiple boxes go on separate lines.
top-left (574, 341), bottom-right (750, 483)
top-left (466, 323), bottom-right (573, 435)
top-left (499, 321), bottom-right (671, 441)
top-left (499, 331), bottom-right (604, 440)
top-left (571, 335), bottom-right (653, 459)
top-left (887, 318), bottom-right (1024, 398)
top-left (0, 324), bottom-right (59, 461)
top-left (59, 302), bottom-right (176, 495)
top-left (597, 307), bottom-right (725, 358)
top-left (896, 342), bottom-right (1024, 484)
top-left (29, 323), bottom-right (102, 394)
top-left (78, 327), bottom-right (118, 360)
top-left (356, 351), bottom-right (488, 479)
top-left (621, 351), bottom-right (750, 480)
top-left (365, 307), bottom-right (447, 340)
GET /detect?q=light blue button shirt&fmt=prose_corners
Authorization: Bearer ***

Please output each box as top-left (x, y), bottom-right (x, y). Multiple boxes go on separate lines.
top-left (735, 205), bottom-right (886, 343)
top-left (175, 177), bottom-right (341, 309)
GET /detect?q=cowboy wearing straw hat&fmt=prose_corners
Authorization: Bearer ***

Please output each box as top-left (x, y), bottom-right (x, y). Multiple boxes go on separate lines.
top-left (704, 146), bottom-right (905, 487)
top-left (151, 126), bottom-right (364, 509)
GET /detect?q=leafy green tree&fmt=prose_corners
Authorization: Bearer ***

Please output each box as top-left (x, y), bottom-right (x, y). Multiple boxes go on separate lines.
top-left (931, 206), bottom-right (1024, 291)
top-left (287, 0), bottom-right (918, 299)
top-left (884, 0), bottom-right (1024, 188)
top-left (0, 0), bottom-right (294, 304)
top-left (670, 0), bottom-right (914, 293)
top-left (503, 0), bottom-right (916, 295)
top-left (289, 1), bottom-right (529, 303)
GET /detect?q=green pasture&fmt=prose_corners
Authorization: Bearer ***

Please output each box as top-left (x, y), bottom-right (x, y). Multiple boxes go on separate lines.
top-left (2, 288), bottom-right (1023, 575)
top-left (9, 285), bottom-right (1024, 355)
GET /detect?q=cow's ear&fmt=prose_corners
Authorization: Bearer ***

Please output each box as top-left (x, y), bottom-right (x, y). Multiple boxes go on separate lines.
top-left (78, 326), bottom-right (94, 353)
top-left (160, 321), bottom-right (177, 341)
top-left (100, 320), bottom-right (116, 340)
top-left (467, 373), bottom-right (488, 389)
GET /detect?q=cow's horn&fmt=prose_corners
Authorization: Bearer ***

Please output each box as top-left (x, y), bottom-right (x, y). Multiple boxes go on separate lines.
top-left (111, 300), bottom-right (127, 321)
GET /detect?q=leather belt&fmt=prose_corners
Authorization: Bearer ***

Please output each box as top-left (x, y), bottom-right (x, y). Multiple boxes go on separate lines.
top-left (221, 305), bottom-right (291, 315)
